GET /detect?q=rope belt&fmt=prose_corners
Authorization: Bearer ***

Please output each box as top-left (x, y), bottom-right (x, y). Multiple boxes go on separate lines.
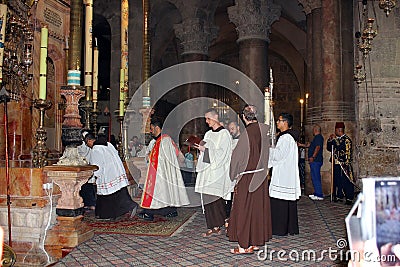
top-left (235, 168), bottom-right (264, 179)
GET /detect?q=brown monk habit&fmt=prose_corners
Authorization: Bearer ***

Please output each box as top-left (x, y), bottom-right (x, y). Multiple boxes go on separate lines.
top-left (228, 122), bottom-right (272, 248)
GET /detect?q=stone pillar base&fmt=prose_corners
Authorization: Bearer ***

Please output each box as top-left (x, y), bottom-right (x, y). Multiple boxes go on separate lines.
top-left (45, 215), bottom-right (94, 259)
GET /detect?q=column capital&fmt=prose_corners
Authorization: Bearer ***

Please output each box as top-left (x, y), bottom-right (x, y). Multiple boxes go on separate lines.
top-left (228, 0), bottom-right (281, 43)
top-left (298, 0), bottom-right (322, 15)
top-left (174, 18), bottom-right (218, 56)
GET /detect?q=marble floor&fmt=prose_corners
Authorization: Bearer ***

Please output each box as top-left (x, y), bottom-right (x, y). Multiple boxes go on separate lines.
top-left (52, 196), bottom-right (352, 267)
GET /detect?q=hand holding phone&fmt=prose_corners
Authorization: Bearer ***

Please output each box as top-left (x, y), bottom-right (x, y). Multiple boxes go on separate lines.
top-left (0, 227), bottom-right (3, 264)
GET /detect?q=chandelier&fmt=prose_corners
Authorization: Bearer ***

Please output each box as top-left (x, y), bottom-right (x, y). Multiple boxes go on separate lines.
top-left (353, 65), bottom-right (366, 84)
top-left (379, 0), bottom-right (396, 16)
top-left (2, 8), bottom-right (34, 101)
top-left (357, 18), bottom-right (377, 57)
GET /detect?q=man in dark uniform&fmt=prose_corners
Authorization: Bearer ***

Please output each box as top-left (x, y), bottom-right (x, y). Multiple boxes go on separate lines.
top-left (327, 122), bottom-right (354, 205)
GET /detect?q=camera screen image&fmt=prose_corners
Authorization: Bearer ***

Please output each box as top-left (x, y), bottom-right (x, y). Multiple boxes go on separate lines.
top-left (375, 180), bottom-right (400, 250)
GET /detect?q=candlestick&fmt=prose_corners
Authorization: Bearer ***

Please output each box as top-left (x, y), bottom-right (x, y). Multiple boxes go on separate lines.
top-left (32, 99), bottom-right (52, 168)
top-left (116, 114), bottom-right (124, 160)
top-left (0, 4), bottom-right (8, 84)
top-left (92, 47), bottom-right (99, 102)
top-left (119, 69), bottom-right (125, 116)
top-left (39, 26), bottom-right (48, 100)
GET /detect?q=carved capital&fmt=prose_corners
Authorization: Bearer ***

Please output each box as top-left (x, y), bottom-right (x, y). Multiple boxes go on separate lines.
top-left (174, 18), bottom-right (218, 55)
top-left (228, 0), bottom-right (281, 43)
top-left (298, 0), bottom-right (322, 15)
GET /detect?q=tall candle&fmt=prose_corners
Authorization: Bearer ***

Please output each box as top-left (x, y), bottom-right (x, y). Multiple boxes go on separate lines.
top-left (121, 0), bottom-right (129, 107)
top-left (300, 99), bottom-right (304, 126)
top-left (65, 36), bottom-right (69, 49)
top-left (84, 0), bottom-right (93, 101)
top-left (0, 4), bottom-right (7, 84)
top-left (305, 93), bottom-right (309, 123)
top-left (119, 69), bottom-right (125, 116)
top-left (39, 26), bottom-right (49, 100)
top-left (264, 87), bottom-right (270, 125)
top-left (92, 46), bottom-right (99, 102)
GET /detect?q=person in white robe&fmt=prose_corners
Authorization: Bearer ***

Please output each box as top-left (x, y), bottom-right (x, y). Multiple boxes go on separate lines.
top-left (268, 112), bottom-right (301, 235)
top-left (85, 134), bottom-right (138, 220)
top-left (138, 118), bottom-right (190, 221)
top-left (194, 108), bottom-right (232, 237)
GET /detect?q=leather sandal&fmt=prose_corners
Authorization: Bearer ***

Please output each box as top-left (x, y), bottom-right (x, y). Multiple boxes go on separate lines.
top-left (202, 227), bottom-right (221, 237)
top-left (230, 246), bottom-right (254, 254)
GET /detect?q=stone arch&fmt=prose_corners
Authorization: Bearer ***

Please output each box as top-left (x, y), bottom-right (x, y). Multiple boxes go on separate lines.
top-left (151, 1), bottom-right (182, 72)
top-left (269, 53), bottom-right (302, 130)
top-left (93, 13), bottom-right (111, 100)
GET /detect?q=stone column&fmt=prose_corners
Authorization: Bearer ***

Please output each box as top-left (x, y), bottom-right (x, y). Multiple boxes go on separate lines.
top-left (44, 165), bottom-right (97, 259)
top-left (228, 0), bottom-right (281, 119)
top-left (299, 0), bottom-right (355, 195)
top-left (174, 13), bottom-right (218, 142)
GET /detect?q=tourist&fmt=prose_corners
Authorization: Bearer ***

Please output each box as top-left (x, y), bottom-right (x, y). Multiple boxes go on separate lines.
top-left (307, 124), bottom-right (324, 200)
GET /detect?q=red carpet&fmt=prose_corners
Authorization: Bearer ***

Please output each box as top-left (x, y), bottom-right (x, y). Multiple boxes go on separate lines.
top-left (83, 208), bottom-right (195, 237)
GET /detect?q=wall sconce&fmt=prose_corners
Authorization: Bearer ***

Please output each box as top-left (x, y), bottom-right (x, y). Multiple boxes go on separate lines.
top-left (379, 0), bottom-right (396, 16)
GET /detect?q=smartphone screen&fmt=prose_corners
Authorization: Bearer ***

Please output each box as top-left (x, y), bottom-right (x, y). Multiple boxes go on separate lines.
top-left (375, 180), bottom-right (400, 250)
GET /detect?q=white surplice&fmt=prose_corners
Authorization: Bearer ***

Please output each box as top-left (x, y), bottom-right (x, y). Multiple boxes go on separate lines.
top-left (195, 128), bottom-right (232, 200)
top-left (90, 144), bottom-right (130, 195)
top-left (268, 133), bottom-right (301, 201)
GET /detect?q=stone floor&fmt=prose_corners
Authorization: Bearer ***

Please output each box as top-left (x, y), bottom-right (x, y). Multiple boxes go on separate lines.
top-left (52, 197), bottom-right (352, 267)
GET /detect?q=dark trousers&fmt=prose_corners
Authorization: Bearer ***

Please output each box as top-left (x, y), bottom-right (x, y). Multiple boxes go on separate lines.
top-left (80, 183), bottom-right (96, 207)
top-left (204, 197), bottom-right (226, 229)
top-left (333, 164), bottom-right (354, 200)
top-left (270, 197), bottom-right (299, 236)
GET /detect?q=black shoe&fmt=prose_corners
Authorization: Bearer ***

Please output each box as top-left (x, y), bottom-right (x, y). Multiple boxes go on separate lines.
top-left (333, 197), bottom-right (343, 203)
top-left (165, 211), bottom-right (178, 218)
top-left (137, 212), bottom-right (154, 221)
top-left (345, 199), bottom-right (353, 205)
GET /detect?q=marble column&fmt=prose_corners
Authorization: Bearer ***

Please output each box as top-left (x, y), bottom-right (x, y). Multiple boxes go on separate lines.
top-left (174, 14), bottom-right (218, 142)
top-left (299, 0), bottom-right (355, 123)
top-left (299, 0), bottom-right (355, 196)
top-left (228, 0), bottom-right (281, 120)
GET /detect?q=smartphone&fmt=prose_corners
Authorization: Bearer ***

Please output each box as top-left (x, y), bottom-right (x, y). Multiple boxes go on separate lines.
top-left (375, 179), bottom-right (400, 250)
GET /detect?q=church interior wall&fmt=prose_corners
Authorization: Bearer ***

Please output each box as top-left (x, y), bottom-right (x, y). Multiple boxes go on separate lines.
top-left (354, 2), bottom-right (400, 177)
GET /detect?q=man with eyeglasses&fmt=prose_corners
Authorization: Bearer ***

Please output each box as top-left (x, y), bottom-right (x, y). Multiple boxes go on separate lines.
top-left (268, 112), bottom-right (301, 236)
